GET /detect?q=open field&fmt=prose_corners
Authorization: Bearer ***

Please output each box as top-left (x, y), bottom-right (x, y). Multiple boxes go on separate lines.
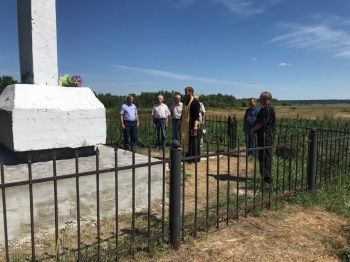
top-left (115, 104), bottom-right (350, 121)
top-left (207, 104), bottom-right (350, 120)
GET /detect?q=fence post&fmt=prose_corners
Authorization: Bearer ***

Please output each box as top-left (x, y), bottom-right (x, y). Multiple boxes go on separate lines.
top-left (307, 128), bottom-right (317, 191)
top-left (233, 116), bottom-right (237, 149)
top-left (169, 140), bottom-right (181, 250)
top-left (228, 116), bottom-right (232, 149)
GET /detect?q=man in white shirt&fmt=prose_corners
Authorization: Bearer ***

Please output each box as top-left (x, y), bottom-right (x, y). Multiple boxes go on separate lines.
top-left (152, 95), bottom-right (171, 149)
top-left (194, 94), bottom-right (206, 145)
top-left (170, 94), bottom-right (183, 141)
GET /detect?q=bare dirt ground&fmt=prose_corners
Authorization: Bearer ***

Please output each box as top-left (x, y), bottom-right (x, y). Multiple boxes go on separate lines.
top-left (138, 152), bottom-right (350, 262)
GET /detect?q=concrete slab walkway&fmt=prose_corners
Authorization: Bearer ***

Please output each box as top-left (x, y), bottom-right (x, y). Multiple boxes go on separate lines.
top-left (0, 145), bottom-right (166, 242)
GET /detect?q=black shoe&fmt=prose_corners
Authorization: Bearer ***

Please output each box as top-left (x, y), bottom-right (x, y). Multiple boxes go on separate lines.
top-left (263, 177), bottom-right (273, 184)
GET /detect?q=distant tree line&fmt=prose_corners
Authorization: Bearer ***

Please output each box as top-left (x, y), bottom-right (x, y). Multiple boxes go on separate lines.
top-left (96, 92), bottom-right (350, 110)
top-left (96, 90), bottom-right (251, 109)
top-left (2, 75), bottom-right (350, 108)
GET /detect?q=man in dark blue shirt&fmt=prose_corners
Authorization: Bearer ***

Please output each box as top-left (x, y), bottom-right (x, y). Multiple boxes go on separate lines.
top-left (243, 98), bottom-right (260, 156)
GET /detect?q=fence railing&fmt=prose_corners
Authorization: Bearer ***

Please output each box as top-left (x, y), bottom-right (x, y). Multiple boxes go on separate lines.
top-left (0, 123), bottom-right (349, 260)
top-left (106, 114), bottom-right (237, 151)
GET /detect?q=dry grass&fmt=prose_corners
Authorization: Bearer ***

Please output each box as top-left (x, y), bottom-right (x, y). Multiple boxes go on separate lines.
top-left (208, 104), bottom-right (350, 120)
top-left (130, 205), bottom-right (348, 262)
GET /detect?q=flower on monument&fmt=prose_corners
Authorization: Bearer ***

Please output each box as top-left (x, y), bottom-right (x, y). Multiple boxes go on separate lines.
top-left (59, 74), bottom-right (83, 87)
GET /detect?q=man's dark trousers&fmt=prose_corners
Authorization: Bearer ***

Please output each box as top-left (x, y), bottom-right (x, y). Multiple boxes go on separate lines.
top-left (258, 146), bottom-right (272, 179)
top-left (123, 121), bottom-right (137, 150)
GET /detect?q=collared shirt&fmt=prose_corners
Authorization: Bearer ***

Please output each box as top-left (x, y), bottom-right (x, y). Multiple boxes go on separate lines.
top-left (170, 102), bottom-right (183, 119)
top-left (199, 102), bottom-right (206, 123)
top-left (255, 103), bottom-right (276, 146)
top-left (120, 103), bottom-right (137, 121)
top-left (244, 106), bottom-right (260, 130)
top-left (152, 103), bottom-right (170, 119)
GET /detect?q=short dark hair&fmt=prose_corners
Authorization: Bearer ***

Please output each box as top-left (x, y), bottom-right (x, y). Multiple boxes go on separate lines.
top-left (185, 86), bottom-right (194, 94)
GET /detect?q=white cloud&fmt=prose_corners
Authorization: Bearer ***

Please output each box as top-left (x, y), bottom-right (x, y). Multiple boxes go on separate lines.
top-left (278, 62), bottom-right (292, 66)
top-left (114, 64), bottom-right (260, 88)
top-left (269, 14), bottom-right (350, 59)
top-left (252, 58), bottom-right (257, 61)
top-left (214, 0), bottom-right (283, 16)
top-left (334, 51), bottom-right (350, 58)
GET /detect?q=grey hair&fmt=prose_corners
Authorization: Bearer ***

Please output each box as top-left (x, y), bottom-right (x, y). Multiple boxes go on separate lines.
top-left (175, 94), bottom-right (181, 99)
top-left (261, 92), bottom-right (272, 100)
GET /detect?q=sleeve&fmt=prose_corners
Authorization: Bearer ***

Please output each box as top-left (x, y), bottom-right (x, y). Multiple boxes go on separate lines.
top-left (256, 106), bottom-right (271, 127)
top-left (255, 108), bottom-right (264, 125)
top-left (191, 100), bottom-right (200, 126)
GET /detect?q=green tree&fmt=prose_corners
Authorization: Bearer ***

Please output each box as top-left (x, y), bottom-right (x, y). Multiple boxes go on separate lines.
top-left (0, 75), bottom-right (18, 88)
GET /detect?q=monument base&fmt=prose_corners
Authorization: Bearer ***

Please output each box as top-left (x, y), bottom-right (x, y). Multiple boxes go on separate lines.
top-left (0, 143), bottom-right (96, 164)
top-left (0, 84), bottom-right (106, 152)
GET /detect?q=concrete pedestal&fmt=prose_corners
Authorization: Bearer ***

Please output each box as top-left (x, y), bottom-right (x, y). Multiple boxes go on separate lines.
top-left (0, 84), bottom-right (106, 152)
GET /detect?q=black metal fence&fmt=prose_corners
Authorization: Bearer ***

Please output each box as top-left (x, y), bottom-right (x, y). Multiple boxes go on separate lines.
top-left (0, 122), bottom-right (349, 261)
top-left (106, 114), bottom-right (237, 151)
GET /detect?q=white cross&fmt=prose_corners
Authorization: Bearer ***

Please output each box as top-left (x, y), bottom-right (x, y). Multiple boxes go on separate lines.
top-left (17, 0), bottom-right (58, 85)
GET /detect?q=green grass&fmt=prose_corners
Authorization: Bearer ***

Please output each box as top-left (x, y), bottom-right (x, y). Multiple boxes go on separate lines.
top-left (290, 174), bottom-right (350, 217)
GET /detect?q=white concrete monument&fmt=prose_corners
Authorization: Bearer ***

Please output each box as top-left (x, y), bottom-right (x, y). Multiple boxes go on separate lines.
top-left (0, 0), bottom-right (106, 152)
top-left (17, 0), bottom-right (58, 85)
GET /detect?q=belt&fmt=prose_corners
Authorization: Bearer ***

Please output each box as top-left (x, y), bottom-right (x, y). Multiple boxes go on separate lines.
top-left (124, 120), bottom-right (136, 123)
top-left (155, 118), bottom-right (166, 120)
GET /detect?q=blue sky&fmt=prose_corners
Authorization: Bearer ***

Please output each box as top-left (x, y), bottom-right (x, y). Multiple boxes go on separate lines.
top-left (1, 0), bottom-right (350, 100)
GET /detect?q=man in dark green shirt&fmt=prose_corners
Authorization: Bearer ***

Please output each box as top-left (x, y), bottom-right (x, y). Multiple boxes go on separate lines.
top-left (252, 92), bottom-right (276, 184)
